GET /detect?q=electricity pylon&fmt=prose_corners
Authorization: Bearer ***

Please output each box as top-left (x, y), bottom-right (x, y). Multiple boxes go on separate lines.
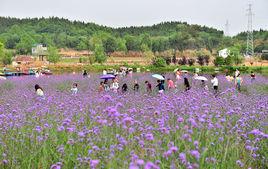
top-left (246, 4), bottom-right (254, 57)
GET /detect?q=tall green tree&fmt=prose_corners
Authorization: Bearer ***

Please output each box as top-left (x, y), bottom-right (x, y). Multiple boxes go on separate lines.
top-left (125, 35), bottom-right (140, 51)
top-left (117, 39), bottom-right (127, 52)
top-left (103, 36), bottom-right (117, 54)
top-left (0, 42), bottom-right (5, 64)
top-left (140, 34), bottom-right (152, 51)
top-left (15, 34), bottom-right (35, 54)
top-left (228, 45), bottom-right (244, 65)
top-left (0, 42), bottom-right (12, 65)
top-left (5, 34), bottom-right (20, 49)
top-left (47, 46), bottom-right (60, 63)
top-left (94, 43), bottom-right (106, 63)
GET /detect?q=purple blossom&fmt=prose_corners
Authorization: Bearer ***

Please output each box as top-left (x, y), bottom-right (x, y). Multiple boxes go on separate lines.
top-left (190, 150), bottom-right (200, 160)
top-left (179, 152), bottom-right (187, 164)
top-left (90, 159), bottom-right (100, 168)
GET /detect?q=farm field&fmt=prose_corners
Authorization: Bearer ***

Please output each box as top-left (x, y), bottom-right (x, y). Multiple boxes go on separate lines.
top-left (59, 57), bottom-right (150, 65)
top-left (0, 73), bottom-right (267, 169)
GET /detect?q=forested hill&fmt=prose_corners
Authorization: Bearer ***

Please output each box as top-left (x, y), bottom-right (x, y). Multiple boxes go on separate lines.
top-left (0, 16), bottom-right (267, 55)
top-left (0, 17), bottom-right (222, 37)
top-left (115, 22), bottom-right (223, 37)
top-left (0, 17), bottom-right (112, 36)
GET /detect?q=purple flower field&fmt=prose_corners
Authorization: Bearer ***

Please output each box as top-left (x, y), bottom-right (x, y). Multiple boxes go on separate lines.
top-left (0, 73), bottom-right (267, 169)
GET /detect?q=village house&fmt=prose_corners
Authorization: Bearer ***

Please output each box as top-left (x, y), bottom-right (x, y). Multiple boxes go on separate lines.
top-left (32, 44), bottom-right (48, 61)
top-left (12, 55), bottom-right (34, 67)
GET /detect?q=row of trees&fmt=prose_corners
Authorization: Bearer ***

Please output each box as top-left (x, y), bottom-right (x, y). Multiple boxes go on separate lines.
top-left (2, 17), bottom-right (267, 56)
top-left (0, 17), bottom-right (267, 65)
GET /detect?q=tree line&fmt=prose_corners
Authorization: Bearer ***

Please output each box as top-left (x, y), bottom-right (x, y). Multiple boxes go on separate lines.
top-left (0, 16), bottom-right (267, 65)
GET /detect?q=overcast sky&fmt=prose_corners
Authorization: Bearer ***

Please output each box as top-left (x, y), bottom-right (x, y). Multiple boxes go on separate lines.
top-left (0, 0), bottom-right (267, 36)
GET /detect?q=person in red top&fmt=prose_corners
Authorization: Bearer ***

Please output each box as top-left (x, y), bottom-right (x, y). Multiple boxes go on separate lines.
top-left (167, 78), bottom-right (175, 90)
top-left (145, 81), bottom-right (152, 93)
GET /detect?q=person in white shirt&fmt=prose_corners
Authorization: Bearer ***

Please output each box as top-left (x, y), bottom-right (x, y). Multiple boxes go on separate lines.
top-left (35, 71), bottom-right (40, 78)
top-left (71, 83), bottom-right (78, 94)
top-left (103, 69), bottom-right (107, 75)
top-left (110, 79), bottom-right (119, 92)
top-left (235, 69), bottom-right (240, 78)
top-left (211, 74), bottom-right (219, 93)
top-left (35, 84), bottom-right (44, 97)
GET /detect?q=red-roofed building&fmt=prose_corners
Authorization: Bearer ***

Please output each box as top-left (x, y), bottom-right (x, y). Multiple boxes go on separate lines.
top-left (12, 55), bottom-right (34, 66)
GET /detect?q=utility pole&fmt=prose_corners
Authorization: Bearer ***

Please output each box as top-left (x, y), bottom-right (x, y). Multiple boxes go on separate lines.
top-left (246, 4), bottom-right (254, 57)
top-left (224, 20), bottom-right (229, 36)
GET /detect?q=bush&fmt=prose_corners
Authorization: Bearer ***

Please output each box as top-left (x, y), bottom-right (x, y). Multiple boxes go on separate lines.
top-left (2, 51), bottom-right (13, 65)
top-left (153, 57), bottom-right (167, 67)
top-left (204, 55), bottom-right (210, 65)
top-left (88, 57), bottom-right (95, 65)
top-left (197, 55), bottom-right (205, 66)
top-left (187, 58), bottom-right (195, 66)
top-left (79, 57), bottom-right (88, 63)
top-left (178, 56), bottom-right (187, 65)
top-left (214, 57), bottom-right (225, 66)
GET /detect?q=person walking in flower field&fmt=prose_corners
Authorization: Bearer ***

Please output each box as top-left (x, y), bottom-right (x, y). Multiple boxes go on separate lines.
top-left (235, 74), bottom-right (243, 92)
top-left (211, 74), bottom-right (219, 94)
top-left (167, 78), bottom-right (175, 90)
top-left (71, 83), bottom-right (78, 95)
top-left (35, 84), bottom-right (44, 97)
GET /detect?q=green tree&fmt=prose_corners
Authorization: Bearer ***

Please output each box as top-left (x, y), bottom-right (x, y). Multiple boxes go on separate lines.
top-left (94, 43), bottom-right (106, 63)
top-left (140, 34), bottom-right (152, 51)
top-left (169, 32), bottom-right (190, 51)
top-left (117, 39), bottom-right (127, 52)
top-left (0, 42), bottom-right (5, 64)
top-left (152, 37), bottom-right (170, 52)
top-left (47, 46), bottom-right (60, 63)
top-left (5, 34), bottom-right (20, 49)
top-left (0, 42), bottom-right (13, 65)
top-left (228, 46), bottom-right (244, 65)
top-left (125, 35), bottom-right (140, 51)
top-left (77, 41), bottom-right (88, 50)
top-left (2, 51), bottom-right (13, 65)
top-left (214, 56), bottom-right (225, 66)
top-left (15, 34), bottom-right (35, 54)
top-left (225, 56), bottom-right (233, 66)
top-left (103, 36), bottom-right (117, 54)
top-left (89, 35), bottom-right (102, 51)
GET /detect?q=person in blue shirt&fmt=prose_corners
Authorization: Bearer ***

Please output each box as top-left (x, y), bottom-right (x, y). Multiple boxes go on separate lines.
top-left (156, 80), bottom-right (165, 93)
top-left (235, 74), bottom-right (243, 92)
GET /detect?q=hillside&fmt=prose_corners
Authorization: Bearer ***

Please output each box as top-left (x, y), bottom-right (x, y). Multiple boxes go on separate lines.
top-left (0, 16), bottom-right (267, 55)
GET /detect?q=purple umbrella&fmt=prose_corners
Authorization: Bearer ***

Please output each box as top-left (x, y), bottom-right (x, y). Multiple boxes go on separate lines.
top-left (100, 74), bottom-right (115, 79)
